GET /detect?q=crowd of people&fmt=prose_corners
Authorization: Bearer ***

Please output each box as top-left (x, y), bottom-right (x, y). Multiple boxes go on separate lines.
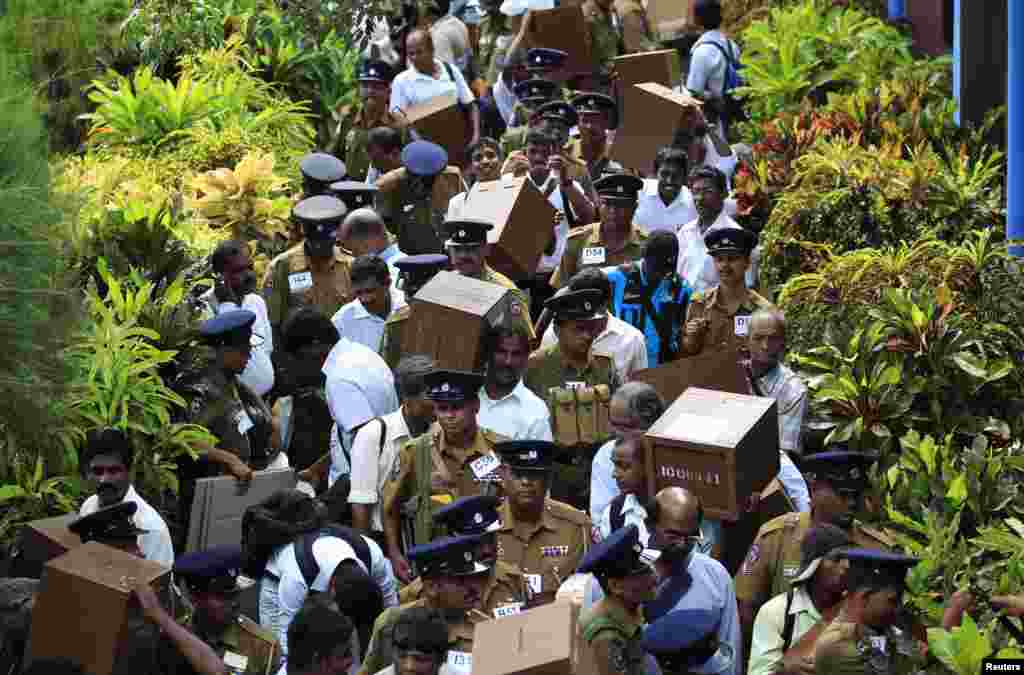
top-left (6, 1), bottom-right (1012, 675)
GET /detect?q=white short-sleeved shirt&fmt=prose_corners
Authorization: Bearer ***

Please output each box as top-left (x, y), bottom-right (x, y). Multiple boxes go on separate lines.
top-left (390, 58), bottom-right (475, 114)
top-left (347, 408), bottom-right (413, 532)
top-left (477, 381), bottom-right (553, 442)
top-left (748, 586), bottom-right (822, 675)
top-left (687, 31), bottom-right (741, 100)
top-left (331, 288), bottom-right (407, 353)
top-left (79, 486), bottom-right (174, 568)
top-left (322, 339), bottom-right (400, 486)
top-left (541, 315), bottom-right (648, 383)
top-left (493, 76), bottom-right (517, 125)
top-left (633, 178), bottom-right (698, 234)
top-left (676, 212), bottom-right (753, 294)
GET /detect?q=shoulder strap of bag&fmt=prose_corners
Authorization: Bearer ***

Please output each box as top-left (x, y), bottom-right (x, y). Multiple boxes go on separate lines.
top-left (702, 40), bottom-right (738, 68)
top-left (609, 493), bottom-right (629, 532)
top-left (781, 588), bottom-right (797, 653)
top-left (296, 525), bottom-right (373, 588)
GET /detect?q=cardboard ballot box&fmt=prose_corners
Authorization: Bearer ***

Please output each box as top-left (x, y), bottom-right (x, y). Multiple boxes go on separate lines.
top-left (648, 0), bottom-right (694, 37)
top-left (612, 83), bottom-right (702, 172)
top-left (461, 177), bottom-right (558, 281)
top-left (644, 388), bottom-right (779, 522)
top-left (187, 467), bottom-right (297, 552)
top-left (633, 349), bottom-right (750, 408)
top-left (405, 92), bottom-right (470, 167)
top-left (405, 271), bottom-right (519, 372)
top-left (720, 477), bottom-right (795, 576)
top-left (613, 49), bottom-right (682, 93)
top-left (27, 541), bottom-right (170, 675)
top-left (529, 6), bottom-right (593, 77)
top-left (17, 513), bottom-right (81, 578)
top-left (472, 601), bottom-right (597, 675)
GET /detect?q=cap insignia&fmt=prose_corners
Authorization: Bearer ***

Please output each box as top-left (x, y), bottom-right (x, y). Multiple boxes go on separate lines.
top-left (441, 383), bottom-right (450, 392)
top-left (474, 513), bottom-right (484, 524)
top-left (584, 301), bottom-right (592, 311)
top-left (458, 229), bottom-right (466, 238)
top-left (617, 185), bottom-right (624, 193)
top-left (528, 450), bottom-right (538, 459)
top-left (464, 551), bottom-right (473, 562)
top-left (370, 68), bottom-right (379, 77)
top-left (849, 467), bottom-right (861, 479)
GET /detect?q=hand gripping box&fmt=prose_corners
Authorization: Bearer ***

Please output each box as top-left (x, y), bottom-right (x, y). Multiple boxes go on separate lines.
top-left (472, 601), bottom-right (597, 675)
top-left (644, 387), bottom-right (780, 522)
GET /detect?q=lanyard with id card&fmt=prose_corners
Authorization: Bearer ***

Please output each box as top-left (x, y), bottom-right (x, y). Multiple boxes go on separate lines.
top-left (288, 271), bottom-right (313, 292)
top-left (469, 452), bottom-right (501, 481)
top-left (581, 246), bottom-right (606, 265)
top-left (734, 313), bottom-right (751, 337)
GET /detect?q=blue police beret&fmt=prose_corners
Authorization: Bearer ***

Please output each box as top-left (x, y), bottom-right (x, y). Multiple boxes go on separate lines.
top-left (571, 92), bottom-right (619, 130)
top-left (401, 140), bottom-right (448, 176)
top-left (444, 218), bottom-right (494, 247)
top-left (495, 440), bottom-right (558, 471)
top-left (704, 227), bottom-right (758, 256)
top-left (434, 496), bottom-right (502, 535)
top-left (798, 451), bottom-right (878, 487)
top-left (198, 309), bottom-right (257, 347)
top-left (174, 546), bottom-right (244, 594)
top-left (423, 369), bottom-right (485, 403)
top-left (408, 534), bottom-right (491, 577)
top-left (843, 548), bottom-right (919, 589)
top-left (527, 48), bottom-right (568, 70)
top-left (543, 288), bottom-right (607, 321)
top-left (300, 153), bottom-right (347, 185)
top-left (595, 174), bottom-right (644, 205)
top-left (577, 524), bottom-right (650, 578)
top-left (514, 78), bottom-right (559, 102)
top-left (641, 607), bottom-right (723, 662)
top-left (69, 502), bottom-right (146, 543)
top-left (358, 59), bottom-right (394, 83)
top-left (536, 100), bottom-right (578, 129)
top-left (328, 181), bottom-right (378, 211)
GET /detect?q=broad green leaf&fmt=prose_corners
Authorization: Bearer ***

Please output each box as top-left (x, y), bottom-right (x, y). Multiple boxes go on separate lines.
top-left (0, 485), bottom-right (28, 502)
top-left (946, 474), bottom-right (968, 509)
top-left (952, 352), bottom-right (989, 379)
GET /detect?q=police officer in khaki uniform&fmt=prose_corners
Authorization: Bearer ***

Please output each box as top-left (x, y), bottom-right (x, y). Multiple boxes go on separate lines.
top-left (442, 218), bottom-right (535, 339)
top-left (581, 0), bottom-right (623, 93)
top-left (552, 174), bottom-right (648, 288)
top-left (495, 440), bottom-right (591, 607)
top-left (168, 546), bottom-right (280, 675)
top-left (571, 92), bottom-right (625, 185)
top-left (500, 77), bottom-right (561, 154)
top-left (332, 60), bottom-right (409, 182)
top-left (382, 369), bottom-right (509, 583)
top-left (577, 524), bottom-right (657, 675)
top-left (376, 141), bottom-right (466, 256)
top-left (736, 452), bottom-right (895, 641)
top-left (399, 496), bottom-right (530, 618)
top-left (359, 535), bottom-right (493, 675)
top-left (681, 227), bottom-right (772, 356)
top-left (524, 288), bottom-right (619, 508)
top-left (379, 253), bottom-right (449, 369)
top-left (262, 195), bottom-right (353, 343)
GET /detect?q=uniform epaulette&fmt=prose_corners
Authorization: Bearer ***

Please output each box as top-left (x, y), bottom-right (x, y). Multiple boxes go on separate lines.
top-left (480, 428), bottom-right (510, 446)
top-left (238, 615), bottom-right (277, 644)
top-left (545, 498), bottom-right (590, 526)
top-left (528, 343), bottom-right (559, 364)
top-left (495, 559), bottom-right (525, 583)
top-left (856, 523), bottom-right (896, 548)
top-left (757, 511), bottom-right (804, 537)
top-left (566, 223), bottom-right (597, 239)
top-left (334, 247), bottom-right (354, 263)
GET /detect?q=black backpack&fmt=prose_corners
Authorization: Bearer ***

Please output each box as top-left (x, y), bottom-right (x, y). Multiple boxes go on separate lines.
top-left (240, 490), bottom-right (324, 579)
top-left (609, 493), bottom-right (629, 533)
top-left (293, 524), bottom-right (374, 588)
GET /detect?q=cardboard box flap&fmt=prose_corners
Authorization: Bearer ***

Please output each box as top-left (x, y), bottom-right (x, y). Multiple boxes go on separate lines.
top-left (612, 50), bottom-right (682, 90)
top-left (634, 82), bottom-right (703, 108)
top-left (44, 540), bottom-right (169, 589)
top-left (647, 388), bottom-right (776, 448)
top-left (413, 271), bottom-right (511, 314)
top-left (529, 6), bottom-right (593, 76)
top-left (632, 349), bottom-right (750, 407)
top-left (404, 92), bottom-right (459, 123)
top-left (472, 601), bottom-right (578, 675)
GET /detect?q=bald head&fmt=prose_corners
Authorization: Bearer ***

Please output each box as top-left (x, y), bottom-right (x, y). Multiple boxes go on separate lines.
top-left (340, 208), bottom-right (388, 256)
top-left (750, 307), bottom-right (786, 338)
top-left (654, 487), bottom-right (702, 524)
top-left (749, 307), bottom-right (787, 375)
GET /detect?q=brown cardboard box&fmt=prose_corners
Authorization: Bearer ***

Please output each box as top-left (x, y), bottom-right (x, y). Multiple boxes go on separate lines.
top-left (611, 83), bottom-right (702, 171)
top-left (648, 0), bottom-right (693, 37)
top-left (529, 6), bottom-right (593, 77)
top-left (644, 387), bottom-right (780, 521)
top-left (404, 271), bottom-right (519, 371)
top-left (472, 601), bottom-right (595, 675)
top-left (632, 349), bottom-right (750, 407)
top-left (26, 541), bottom-right (170, 675)
top-left (613, 49), bottom-right (682, 92)
top-left (404, 92), bottom-right (471, 167)
top-left (461, 177), bottom-right (558, 281)
top-left (720, 478), bottom-right (795, 575)
top-left (17, 513), bottom-right (80, 577)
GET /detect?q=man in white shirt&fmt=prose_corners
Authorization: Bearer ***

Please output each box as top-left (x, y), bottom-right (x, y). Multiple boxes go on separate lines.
top-left (322, 333), bottom-right (400, 488)
top-left (78, 427), bottom-right (174, 567)
top-left (391, 29), bottom-right (480, 146)
top-left (337, 208), bottom-right (407, 299)
top-left (203, 239), bottom-right (275, 396)
top-left (332, 256), bottom-right (406, 353)
top-left (445, 138), bottom-right (504, 219)
top-left (348, 355), bottom-right (437, 535)
top-left (677, 165), bottom-right (757, 294)
top-left (633, 147), bottom-right (697, 235)
top-left (477, 319), bottom-right (553, 441)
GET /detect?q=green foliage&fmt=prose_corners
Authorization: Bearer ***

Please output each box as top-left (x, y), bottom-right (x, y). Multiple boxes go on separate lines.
top-left (928, 615), bottom-right (1024, 675)
top-left (0, 456), bottom-right (83, 547)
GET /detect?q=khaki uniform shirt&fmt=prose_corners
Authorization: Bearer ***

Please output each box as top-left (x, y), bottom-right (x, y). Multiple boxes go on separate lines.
top-left (381, 424), bottom-right (508, 541)
top-left (397, 560), bottom-right (530, 616)
top-left (335, 106), bottom-right (409, 182)
top-left (579, 596), bottom-right (647, 675)
top-left (360, 599), bottom-right (486, 675)
top-left (582, 0), bottom-right (622, 75)
top-left (496, 499), bottom-right (590, 606)
top-left (376, 166), bottom-right (465, 255)
top-left (179, 368), bottom-right (274, 469)
top-left (613, 0), bottom-right (660, 53)
top-left (523, 346), bottom-right (619, 403)
top-left (479, 13), bottom-right (510, 84)
top-left (814, 610), bottom-right (926, 675)
top-left (164, 615), bottom-right (279, 675)
top-left (550, 222), bottom-right (647, 288)
top-left (480, 265), bottom-right (535, 339)
top-left (735, 512), bottom-right (895, 613)
top-left (262, 244), bottom-right (353, 332)
top-left (379, 304), bottom-right (410, 370)
top-left (680, 285), bottom-right (773, 356)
